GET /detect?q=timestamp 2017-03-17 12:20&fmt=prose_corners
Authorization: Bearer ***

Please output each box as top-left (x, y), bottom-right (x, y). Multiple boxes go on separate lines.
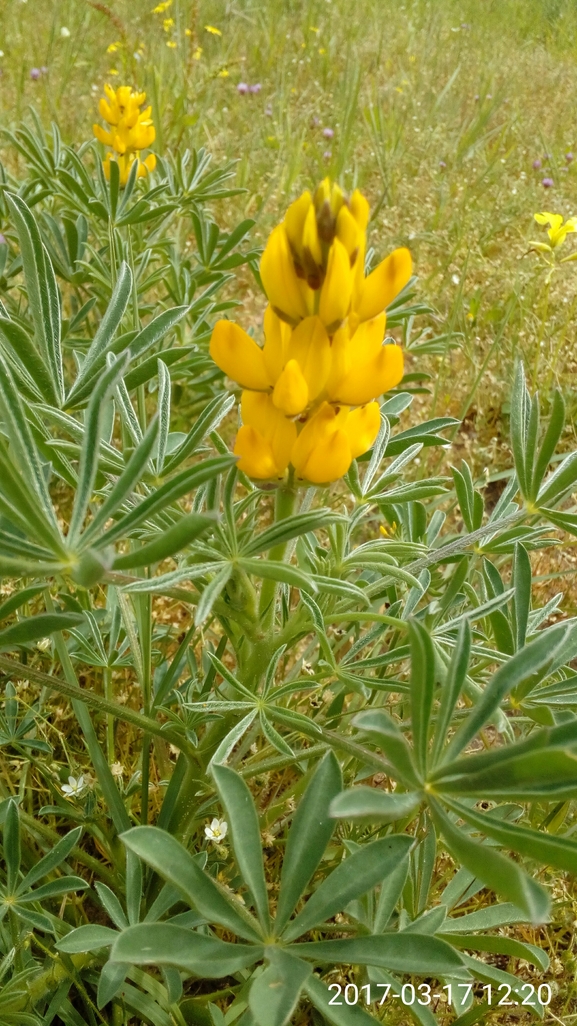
top-left (325, 981), bottom-right (553, 1009)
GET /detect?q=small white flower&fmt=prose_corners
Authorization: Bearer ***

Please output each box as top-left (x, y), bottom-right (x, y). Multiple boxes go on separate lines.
top-left (205, 817), bottom-right (228, 842)
top-left (451, 273), bottom-right (460, 285)
top-left (60, 26), bottom-right (71, 38)
top-left (0, 51), bottom-right (4, 58)
top-left (62, 775), bottom-right (85, 797)
top-left (37, 637), bottom-right (52, 651)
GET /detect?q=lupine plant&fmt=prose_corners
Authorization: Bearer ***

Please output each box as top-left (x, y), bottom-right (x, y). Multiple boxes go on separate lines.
top-left (1, 99), bottom-right (577, 1026)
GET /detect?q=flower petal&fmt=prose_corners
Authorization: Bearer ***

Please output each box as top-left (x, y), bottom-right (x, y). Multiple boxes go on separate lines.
top-left (356, 247), bottom-right (412, 322)
top-left (318, 237), bottom-right (353, 328)
top-left (209, 320), bottom-right (271, 390)
top-left (260, 225), bottom-right (309, 323)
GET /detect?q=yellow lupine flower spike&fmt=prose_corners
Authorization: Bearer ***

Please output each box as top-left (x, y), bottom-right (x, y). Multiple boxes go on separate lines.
top-left (208, 179), bottom-right (412, 484)
top-left (94, 85), bottom-right (156, 186)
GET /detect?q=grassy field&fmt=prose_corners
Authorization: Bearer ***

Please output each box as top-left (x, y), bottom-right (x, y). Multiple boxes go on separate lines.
top-left (5, 0), bottom-right (577, 472)
top-left (2, 1), bottom-right (577, 1023)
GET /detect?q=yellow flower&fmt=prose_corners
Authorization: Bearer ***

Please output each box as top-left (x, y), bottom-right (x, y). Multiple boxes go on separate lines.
top-left (208, 179), bottom-right (411, 484)
top-left (193, 46), bottom-right (203, 59)
top-left (205, 24), bottom-right (222, 35)
top-left (532, 212), bottom-right (577, 260)
top-left (152, 0), bottom-right (172, 12)
top-left (166, 40), bottom-right (177, 48)
top-left (94, 85), bottom-right (156, 186)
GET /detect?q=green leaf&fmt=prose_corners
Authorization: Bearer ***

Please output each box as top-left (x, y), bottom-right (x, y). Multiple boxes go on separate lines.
top-left (94, 456), bottom-right (234, 548)
top-left (531, 388), bottom-right (564, 499)
top-left (304, 976), bottom-right (377, 1026)
top-left (121, 825), bottom-right (262, 941)
top-left (155, 359), bottom-right (171, 475)
top-left (112, 513), bottom-right (215, 570)
top-left (19, 876), bottom-right (88, 902)
top-left (429, 800), bottom-right (550, 924)
top-left (537, 449), bottom-right (577, 506)
top-left (68, 355), bottom-right (129, 546)
top-left (110, 923), bottom-right (261, 977)
top-left (3, 799), bottom-right (20, 893)
top-left (283, 836), bottom-right (413, 942)
top-left (238, 557), bottom-right (314, 592)
top-left (195, 564), bottom-right (234, 626)
top-left (0, 354), bottom-right (62, 536)
top-left (212, 764), bottom-right (270, 932)
top-left (509, 361), bottom-right (529, 497)
top-left (441, 932), bottom-right (548, 971)
top-left (57, 924), bottom-right (119, 952)
top-left (443, 623), bottom-right (577, 762)
top-left (249, 949), bottom-right (311, 1026)
top-left (6, 193), bottom-right (63, 406)
top-left (243, 511), bottom-right (345, 557)
top-left (408, 621), bottom-right (435, 775)
top-left (431, 621), bottom-right (470, 766)
top-left (352, 710), bottom-right (420, 786)
top-left (18, 825), bottom-right (82, 892)
top-left (0, 612), bottom-right (83, 651)
top-left (512, 544), bottom-right (531, 649)
top-left (66, 262), bottom-right (132, 403)
top-left (329, 787), bottom-right (421, 824)
top-left (437, 745), bottom-right (577, 801)
top-left (163, 392), bottom-right (235, 475)
top-left (292, 933), bottom-right (464, 973)
top-left (275, 752), bottom-right (342, 934)
top-left (0, 316), bottom-right (56, 404)
top-left (80, 417), bottom-right (160, 546)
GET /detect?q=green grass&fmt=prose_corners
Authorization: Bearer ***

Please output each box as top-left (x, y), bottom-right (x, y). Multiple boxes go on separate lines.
top-left (4, 0), bottom-right (577, 444)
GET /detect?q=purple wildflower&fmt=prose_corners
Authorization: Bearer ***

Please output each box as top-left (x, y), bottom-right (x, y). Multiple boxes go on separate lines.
top-left (30, 68), bottom-right (41, 80)
top-left (532, 159), bottom-right (542, 171)
top-left (322, 126), bottom-right (334, 139)
top-left (249, 83), bottom-right (261, 94)
top-left (237, 82), bottom-right (249, 94)
top-left (323, 150), bottom-right (332, 161)
top-left (0, 234), bottom-right (6, 245)
top-left (566, 152), bottom-right (574, 163)
top-left (439, 160), bottom-right (447, 169)
top-left (542, 177), bottom-right (554, 188)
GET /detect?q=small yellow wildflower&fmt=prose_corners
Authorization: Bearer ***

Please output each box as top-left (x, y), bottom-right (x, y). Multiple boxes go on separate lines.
top-left (107, 41), bottom-right (122, 53)
top-left (193, 46), bottom-right (203, 59)
top-left (163, 17), bottom-right (174, 30)
top-left (318, 47), bottom-right (326, 54)
top-left (310, 26), bottom-right (320, 32)
top-left (166, 40), bottom-right (177, 48)
top-left (152, 0), bottom-right (172, 12)
top-left (218, 68), bottom-right (229, 77)
top-left (185, 28), bottom-right (192, 36)
top-left (109, 68), bottom-right (119, 76)
top-left (205, 24), bottom-right (222, 35)
top-left (530, 212), bottom-right (577, 272)
top-left (93, 84), bottom-right (156, 186)
top-left (209, 179), bottom-right (411, 484)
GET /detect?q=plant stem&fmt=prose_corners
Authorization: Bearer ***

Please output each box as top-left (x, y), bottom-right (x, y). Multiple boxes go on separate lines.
top-left (258, 479), bottom-right (297, 633)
